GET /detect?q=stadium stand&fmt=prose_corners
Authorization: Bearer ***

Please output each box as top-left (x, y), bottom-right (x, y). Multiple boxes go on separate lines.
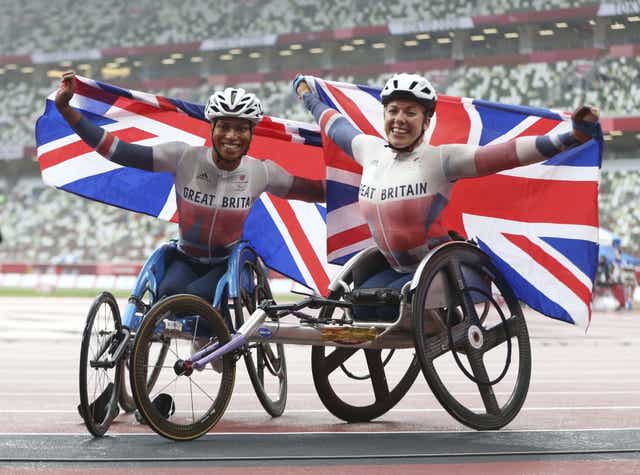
top-left (0, 178), bottom-right (175, 264)
top-left (4, 0), bottom-right (597, 54)
top-left (1, 0), bottom-right (638, 270)
top-left (2, 56), bottom-right (639, 149)
top-left (599, 170), bottom-right (640, 254)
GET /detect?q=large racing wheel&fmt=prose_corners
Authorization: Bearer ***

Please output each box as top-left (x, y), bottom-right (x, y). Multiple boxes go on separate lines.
top-left (311, 271), bottom-right (420, 423)
top-left (412, 243), bottom-right (531, 430)
top-left (78, 292), bottom-right (123, 436)
top-left (233, 250), bottom-right (287, 417)
top-left (130, 294), bottom-right (236, 441)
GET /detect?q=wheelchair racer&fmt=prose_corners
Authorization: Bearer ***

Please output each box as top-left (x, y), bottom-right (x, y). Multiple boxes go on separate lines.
top-left (55, 72), bottom-right (325, 307)
top-left (294, 73), bottom-right (600, 320)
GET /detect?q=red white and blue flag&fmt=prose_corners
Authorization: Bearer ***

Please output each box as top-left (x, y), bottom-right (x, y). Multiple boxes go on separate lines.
top-left (313, 78), bottom-right (602, 327)
top-left (36, 76), bottom-right (603, 325)
top-left (35, 76), bottom-right (332, 295)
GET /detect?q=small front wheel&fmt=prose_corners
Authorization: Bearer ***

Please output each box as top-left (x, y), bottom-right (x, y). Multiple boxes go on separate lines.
top-left (78, 292), bottom-right (123, 437)
top-left (130, 294), bottom-right (236, 441)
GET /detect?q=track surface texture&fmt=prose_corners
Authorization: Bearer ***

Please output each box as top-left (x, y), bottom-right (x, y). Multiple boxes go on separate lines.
top-left (1, 297), bottom-right (639, 473)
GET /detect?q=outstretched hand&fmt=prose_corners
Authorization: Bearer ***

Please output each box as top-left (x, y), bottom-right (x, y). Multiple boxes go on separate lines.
top-left (293, 74), bottom-right (311, 98)
top-left (55, 71), bottom-right (77, 110)
top-left (572, 105), bottom-right (600, 143)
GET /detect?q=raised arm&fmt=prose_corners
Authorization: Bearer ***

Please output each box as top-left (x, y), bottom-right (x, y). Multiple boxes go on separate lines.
top-left (55, 72), bottom-right (156, 172)
top-left (441, 106), bottom-right (601, 181)
top-left (293, 75), bottom-right (364, 162)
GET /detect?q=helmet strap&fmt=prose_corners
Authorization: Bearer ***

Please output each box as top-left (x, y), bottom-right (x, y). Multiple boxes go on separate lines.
top-left (210, 119), bottom-right (254, 169)
top-left (385, 131), bottom-right (424, 153)
top-left (385, 116), bottom-right (429, 154)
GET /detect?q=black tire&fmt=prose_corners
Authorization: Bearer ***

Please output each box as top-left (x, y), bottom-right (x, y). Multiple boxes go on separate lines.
top-left (119, 338), bottom-right (169, 413)
top-left (311, 272), bottom-right (420, 423)
top-left (412, 243), bottom-right (531, 430)
top-left (130, 294), bottom-right (236, 441)
top-left (233, 252), bottom-right (287, 417)
top-left (78, 292), bottom-right (123, 437)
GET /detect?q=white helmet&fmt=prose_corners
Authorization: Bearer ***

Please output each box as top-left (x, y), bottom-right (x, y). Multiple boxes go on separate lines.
top-left (380, 73), bottom-right (437, 116)
top-left (204, 87), bottom-right (263, 124)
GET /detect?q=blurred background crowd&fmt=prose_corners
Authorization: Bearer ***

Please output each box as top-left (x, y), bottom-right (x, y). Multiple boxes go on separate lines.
top-left (0, 0), bottom-right (638, 303)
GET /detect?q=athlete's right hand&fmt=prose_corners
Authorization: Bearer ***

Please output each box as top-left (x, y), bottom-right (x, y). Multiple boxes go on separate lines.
top-left (55, 71), bottom-right (77, 109)
top-left (293, 74), bottom-right (311, 98)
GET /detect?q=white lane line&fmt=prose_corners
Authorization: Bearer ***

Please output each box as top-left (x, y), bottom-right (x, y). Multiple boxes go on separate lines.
top-left (2, 390), bottom-right (640, 397)
top-left (4, 371), bottom-right (640, 378)
top-left (4, 378), bottom-right (639, 385)
top-left (3, 427), bottom-right (640, 436)
top-left (2, 406), bottom-right (640, 414)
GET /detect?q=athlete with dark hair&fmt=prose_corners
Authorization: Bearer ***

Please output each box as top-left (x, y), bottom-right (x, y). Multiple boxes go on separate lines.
top-left (56, 72), bottom-right (324, 303)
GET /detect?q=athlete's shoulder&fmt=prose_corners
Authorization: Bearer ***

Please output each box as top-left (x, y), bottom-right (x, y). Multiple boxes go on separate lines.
top-left (242, 154), bottom-right (261, 163)
top-left (178, 144), bottom-right (209, 163)
top-left (414, 140), bottom-right (443, 157)
top-left (357, 133), bottom-right (386, 146)
top-left (240, 154), bottom-right (265, 170)
top-left (152, 141), bottom-right (195, 169)
top-left (353, 133), bottom-right (386, 154)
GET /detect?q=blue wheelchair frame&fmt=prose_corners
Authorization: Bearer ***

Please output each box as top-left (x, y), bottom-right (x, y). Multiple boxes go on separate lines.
top-left (121, 240), bottom-right (262, 333)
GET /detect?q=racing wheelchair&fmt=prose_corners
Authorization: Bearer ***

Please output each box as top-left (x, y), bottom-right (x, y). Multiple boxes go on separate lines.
top-left (127, 238), bottom-right (531, 441)
top-left (78, 241), bottom-right (286, 437)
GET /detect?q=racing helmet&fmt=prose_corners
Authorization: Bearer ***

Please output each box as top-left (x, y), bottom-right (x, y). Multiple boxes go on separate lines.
top-left (204, 87), bottom-right (263, 124)
top-left (380, 73), bottom-right (437, 117)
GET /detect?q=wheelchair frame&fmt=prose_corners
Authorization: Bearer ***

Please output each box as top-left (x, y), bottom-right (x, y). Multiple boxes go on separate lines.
top-left (78, 240), bottom-right (287, 436)
top-left (126, 239), bottom-right (532, 440)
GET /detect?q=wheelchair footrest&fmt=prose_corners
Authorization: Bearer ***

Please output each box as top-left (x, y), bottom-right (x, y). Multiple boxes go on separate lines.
top-left (346, 288), bottom-right (402, 306)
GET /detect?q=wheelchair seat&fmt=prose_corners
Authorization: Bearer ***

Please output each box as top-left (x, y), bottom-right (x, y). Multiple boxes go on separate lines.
top-left (327, 246), bottom-right (410, 323)
top-left (345, 287), bottom-right (402, 307)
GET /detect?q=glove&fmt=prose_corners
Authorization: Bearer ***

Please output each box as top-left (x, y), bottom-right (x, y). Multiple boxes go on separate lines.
top-left (292, 73), bottom-right (306, 96)
top-left (572, 105), bottom-right (602, 143)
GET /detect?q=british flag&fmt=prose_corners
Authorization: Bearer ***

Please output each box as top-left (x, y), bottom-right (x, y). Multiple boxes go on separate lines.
top-left (35, 76), bottom-right (332, 295)
top-left (313, 78), bottom-right (602, 327)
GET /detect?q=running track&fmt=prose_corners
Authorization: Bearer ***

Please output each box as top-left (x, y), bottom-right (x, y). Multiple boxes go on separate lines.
top-left (1, 297), bottom-right (639, 473)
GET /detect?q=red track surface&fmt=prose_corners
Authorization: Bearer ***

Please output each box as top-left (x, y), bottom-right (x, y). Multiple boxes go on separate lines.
top-left (1, 297), bottom-right (639, 473)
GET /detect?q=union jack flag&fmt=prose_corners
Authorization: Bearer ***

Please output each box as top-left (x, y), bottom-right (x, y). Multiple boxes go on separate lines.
top-left (35, 76), bottom-right (332, 294)
top-left (313, 78), bottom-right (602, 327)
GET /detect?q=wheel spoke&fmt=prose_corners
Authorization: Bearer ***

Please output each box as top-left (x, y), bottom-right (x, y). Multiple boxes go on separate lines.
top-left (483, 316), bottom-right (520, 352)
top-left (466, 348), bottom-right (500, 415)
top-left (189, 377), bottom-right (195, 423)
top-left (149, 373), bottom-right (179, 400)
top-left (128, 294), bottom-right (235, 440)
top-left (191, 315), bottom-right (200, 348)
top-left (323, 347), bottom-right (358, 374)
top-left (364, 350), bottom-right (390, 402)
top-left (421, 321), bottom-right (469, 361)
top-left (188, 372), bottom-right (217, 404)
top-left (143, 364), bottom-right (176, 370)
top-left (445, 260), bottom-right (481, 324)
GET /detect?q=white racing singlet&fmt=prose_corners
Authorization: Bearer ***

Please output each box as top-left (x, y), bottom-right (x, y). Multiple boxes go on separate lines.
top-left (302, 89), bottom-right (578, 273)
top-left (153, 142), bottom-right (293, 260)
top-left (353, 135), bottom-right (459, 272)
